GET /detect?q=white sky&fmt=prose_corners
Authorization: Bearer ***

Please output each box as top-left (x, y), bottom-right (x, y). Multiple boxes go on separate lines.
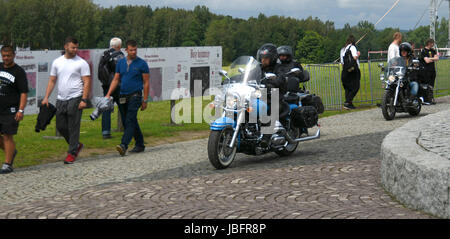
top-left (93, 0), bottom-right (450, 30)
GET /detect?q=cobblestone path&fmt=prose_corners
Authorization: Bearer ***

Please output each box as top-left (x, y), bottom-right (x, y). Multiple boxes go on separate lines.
top-left (0, 96), bottom-right (448, 219)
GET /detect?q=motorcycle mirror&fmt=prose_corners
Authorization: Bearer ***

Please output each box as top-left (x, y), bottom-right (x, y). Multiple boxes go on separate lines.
top-left (238, 68), bottom-right (245, 74)
top-left (265, 73), bottom-right (277, 80)
top-left (219, 70), bottom-right (228, 77)
top-left (378, 63), bottom-right (384, 68)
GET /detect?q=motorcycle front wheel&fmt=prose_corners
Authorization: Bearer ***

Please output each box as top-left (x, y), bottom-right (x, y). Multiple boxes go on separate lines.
top-left (207, 127), bottom-right (237, 169)
top-left (381, 90), bottom-right (396, 120)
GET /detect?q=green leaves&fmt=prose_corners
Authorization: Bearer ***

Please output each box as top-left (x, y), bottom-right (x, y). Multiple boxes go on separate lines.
top-left (0, 0), bottom-right (447, 64)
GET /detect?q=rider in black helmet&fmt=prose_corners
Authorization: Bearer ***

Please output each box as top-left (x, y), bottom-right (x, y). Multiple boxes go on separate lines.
top-left (399, 42), bottom-right (419, 104)
top-left (257, 43), bottom-right (289, 130)
top-left (276, 45), bottom-right (305, 93)
top-left (257, 43), bottom-right (283, 91)
top-left (257, 43), bottom-right (279, 73)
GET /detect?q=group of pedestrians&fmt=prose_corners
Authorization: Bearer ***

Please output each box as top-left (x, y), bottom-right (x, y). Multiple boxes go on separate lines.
top-left (340, 32), bottom-right (439, 109)
top-left (0, 37), bottom-right (149, 174)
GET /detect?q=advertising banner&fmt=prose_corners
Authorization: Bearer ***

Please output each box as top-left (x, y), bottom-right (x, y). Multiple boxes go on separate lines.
top-left (14, 46), bottom-right (222, 115)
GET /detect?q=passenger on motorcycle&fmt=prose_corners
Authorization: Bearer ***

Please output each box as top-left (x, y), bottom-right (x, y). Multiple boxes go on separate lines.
top-left (399, 42), bottom-right (419, 104)
top-left (275, 45), bottom-right (305, 93)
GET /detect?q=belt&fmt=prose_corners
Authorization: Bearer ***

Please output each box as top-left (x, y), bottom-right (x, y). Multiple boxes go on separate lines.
top-left (120, 91), bottom-right (142, 98)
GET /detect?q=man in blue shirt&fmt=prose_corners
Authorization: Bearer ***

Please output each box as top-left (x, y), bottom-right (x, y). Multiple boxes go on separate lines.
top-left (105, 40), bottom-right (149, 156)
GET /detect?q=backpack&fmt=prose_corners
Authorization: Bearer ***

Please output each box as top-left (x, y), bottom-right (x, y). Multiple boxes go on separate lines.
top-left (98, 49), bottom-right (124, 86)
top-left (343, 45), bottom-right (357, 72)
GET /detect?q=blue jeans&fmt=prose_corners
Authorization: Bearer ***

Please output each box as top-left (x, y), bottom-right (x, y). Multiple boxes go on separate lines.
top-left (409, 81), bottom-right (419, 96)
top-left (118, 95), bottom-right (144, 149)
top-left (101, 109), bottom-right (112, 136)
top-left (101, 86), bottom-right (120, 136)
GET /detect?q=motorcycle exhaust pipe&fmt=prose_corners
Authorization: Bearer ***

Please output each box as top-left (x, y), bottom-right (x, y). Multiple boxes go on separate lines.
top-left (278, 127), bottom-right (321, 144)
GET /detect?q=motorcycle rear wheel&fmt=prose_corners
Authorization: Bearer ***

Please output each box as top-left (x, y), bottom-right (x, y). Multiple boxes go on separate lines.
top-left (275, 127), bottom-right (300, 156)
top-left (208, 127), bottom-right (237, 169)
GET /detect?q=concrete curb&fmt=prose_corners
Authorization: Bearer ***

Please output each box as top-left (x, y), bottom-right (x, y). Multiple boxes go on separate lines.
top-left (381, 109), bottom-right (450, 218)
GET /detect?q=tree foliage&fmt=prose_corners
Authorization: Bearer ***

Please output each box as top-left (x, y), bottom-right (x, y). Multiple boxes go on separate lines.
top-left (0, 0), bottom-right (447, 64)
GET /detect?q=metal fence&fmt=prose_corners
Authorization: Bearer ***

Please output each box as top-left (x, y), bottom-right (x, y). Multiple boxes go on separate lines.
top-left (305, 58), bottom-right (450, 110)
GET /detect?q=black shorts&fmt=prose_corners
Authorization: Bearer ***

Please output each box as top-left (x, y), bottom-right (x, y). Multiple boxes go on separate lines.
top-left (0, 114), bottom-right (19, 135)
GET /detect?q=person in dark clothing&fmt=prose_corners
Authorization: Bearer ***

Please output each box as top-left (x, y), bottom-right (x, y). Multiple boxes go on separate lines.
top-left (98, 37), bottom-right (125, 138)
top-left (257, 43), bottom-right (289, 128)
top-left (275, 45), bottom-right (304, 93)
top-left (419, 38), bottom-right (439, 104)
top-left (340, 35), bottom-right (361, 110)
top-left (0, 45), bottom-right (28, 174)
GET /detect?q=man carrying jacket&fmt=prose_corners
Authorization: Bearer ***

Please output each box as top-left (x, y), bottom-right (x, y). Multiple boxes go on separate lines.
top-left (98, 37), bottom-right (125, 139)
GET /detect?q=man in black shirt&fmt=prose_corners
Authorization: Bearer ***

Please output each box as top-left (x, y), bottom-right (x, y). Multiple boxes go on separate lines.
top-left (0, 45), bottom-right (28, 174)
top-left (419, 38), bottom-right (439, 104)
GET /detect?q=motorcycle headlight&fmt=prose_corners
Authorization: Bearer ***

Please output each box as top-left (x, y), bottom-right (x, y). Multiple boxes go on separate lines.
top-left (252, 89), bottom-right (262, 99)
top-left (225, 93), bottom-right (240, 109)
top-left (380, 74), bottom-right (385, 81)
top-left (388, 75), bottom-right (396, 84)
top-left (213, 94), bottom-right (224, 106)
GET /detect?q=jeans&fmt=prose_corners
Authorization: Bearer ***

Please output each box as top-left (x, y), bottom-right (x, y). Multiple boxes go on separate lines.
top-left (101, 86), bottom-right (120, 136)
top-left (101, 109), bottom-right (112, 136)
top-left (118, 95), bottom-right (144, 149)
top-left (410, 81), bottom-right (419, 96)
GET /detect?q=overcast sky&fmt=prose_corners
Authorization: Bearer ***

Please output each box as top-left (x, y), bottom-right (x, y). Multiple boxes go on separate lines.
top-left (93, 0), bottom-right (449, 30)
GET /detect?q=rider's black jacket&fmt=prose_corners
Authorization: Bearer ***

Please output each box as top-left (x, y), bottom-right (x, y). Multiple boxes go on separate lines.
top-left (275, 59), bottom-right (305, 93)
top-left (261, 64), bottom-right (286, 98)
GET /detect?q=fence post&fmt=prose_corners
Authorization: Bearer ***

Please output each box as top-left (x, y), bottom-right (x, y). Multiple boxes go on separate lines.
top-left (368, 58), bottom-right (374, 105)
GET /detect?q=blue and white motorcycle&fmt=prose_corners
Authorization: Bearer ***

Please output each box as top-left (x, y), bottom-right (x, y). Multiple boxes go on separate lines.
top-left (208, 56), bottom-right (322, 169)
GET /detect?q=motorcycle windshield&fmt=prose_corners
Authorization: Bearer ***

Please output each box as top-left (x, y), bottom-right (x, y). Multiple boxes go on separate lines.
top-left (387, 56), bottom-right (406, 76)
top-left (227, 56), bottom-right (262, 85)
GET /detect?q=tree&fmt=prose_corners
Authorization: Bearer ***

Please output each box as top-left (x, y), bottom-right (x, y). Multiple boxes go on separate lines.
top-left (296, 31), bottom-right (326, 64)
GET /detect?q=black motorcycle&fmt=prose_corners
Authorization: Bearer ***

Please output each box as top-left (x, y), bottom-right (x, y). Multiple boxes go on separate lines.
top-left (378, 57), bottom-right (422, 120)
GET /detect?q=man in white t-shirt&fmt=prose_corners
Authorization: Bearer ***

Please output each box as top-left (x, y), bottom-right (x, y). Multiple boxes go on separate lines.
top-left (42, 37), bottom-right (91, 164)
top-left (387, 32), bottom-right (402, 62)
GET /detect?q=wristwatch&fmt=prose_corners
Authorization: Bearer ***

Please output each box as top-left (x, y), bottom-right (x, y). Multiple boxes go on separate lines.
top-left (18, 109), bottom-right (24, 113)
top-left (81, 98), bottom-right (88, 103)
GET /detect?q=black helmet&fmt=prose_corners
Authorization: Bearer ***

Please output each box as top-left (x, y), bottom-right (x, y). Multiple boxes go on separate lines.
top-left (277, 45), bottom-right (293, 57)
top-left (256, 43), bottom-right (278, 65)
top-left (277, 45), bottom-right (293, 63)
top-left (399, 42), bottom-right (413, 56)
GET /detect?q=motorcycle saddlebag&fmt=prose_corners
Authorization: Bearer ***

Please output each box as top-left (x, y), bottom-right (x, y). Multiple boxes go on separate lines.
top-left (291, 106), bottom-right (318, 128)
top-left (301, 95), bottom-right (324, 114)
